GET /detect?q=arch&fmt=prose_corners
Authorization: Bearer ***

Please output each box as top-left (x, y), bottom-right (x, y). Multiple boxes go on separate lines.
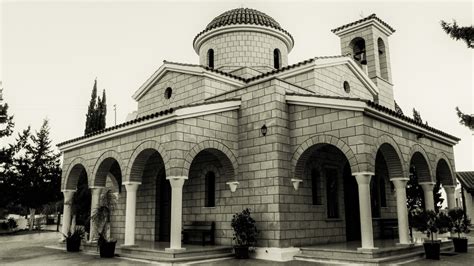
top-left (350, 37), bottom-right (367, 65)
top-left (273, 48), bottom-right (281, 69)
top-left (371, 135), bottom-right (406, 178)
top-left (436, 156), bottom-right (455, 186)
top-left (409, 145), bottom-right (433, 183)
top-left (91, 150), bottom-right (124, 187)
top-left (125, 140), bottom-right (170, 183)
top-left (63, 157), bottom-right (89, 190)
top-left (292, 134), bottom-right (359, 180)
top-left (183, 140), bottom-right (238, 180)
top-left (207, 49), bottom-right (214, 68)
top-left (377, 38), bottom-right (388, 80)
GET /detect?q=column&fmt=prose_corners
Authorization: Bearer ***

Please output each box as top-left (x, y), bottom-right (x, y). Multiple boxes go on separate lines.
top-left (61, 190), bottom-right (75, 240)
top-left (89, 186), bottom-right (103, 242)
top-left (465, 191), bottom-right (474, 220)
top-left (419, 182), bottom-right (435, 211)
top-left (123, 181), bottom-right (140, 246)
top-left (354, 172), bottom-right (377, 250)
top-left (391, 178), bottom-right (411, 245)
top-left (444, 185), bottom-right (456, 210)
top-left (165, 176), bottom-right (188, 252)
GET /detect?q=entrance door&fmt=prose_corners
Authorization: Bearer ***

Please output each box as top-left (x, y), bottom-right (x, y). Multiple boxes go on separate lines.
top-left (158, 170), bottom-right (171, 242)
top-left (343, 163), bottom-right (361, 241)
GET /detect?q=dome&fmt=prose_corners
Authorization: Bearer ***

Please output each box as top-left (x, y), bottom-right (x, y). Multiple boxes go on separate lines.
top-left (194, 8), bottom-right (293, 43)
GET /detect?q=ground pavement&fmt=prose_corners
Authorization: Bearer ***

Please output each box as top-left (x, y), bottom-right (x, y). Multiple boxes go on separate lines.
top-left (1, 231), bottom-right (474, 265)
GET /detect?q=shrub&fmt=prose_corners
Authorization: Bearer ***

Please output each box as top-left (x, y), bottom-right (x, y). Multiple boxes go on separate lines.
top-left (447, 208), bottom-right (471, 238)
top-left (231, 208), bottom-right (258, 247)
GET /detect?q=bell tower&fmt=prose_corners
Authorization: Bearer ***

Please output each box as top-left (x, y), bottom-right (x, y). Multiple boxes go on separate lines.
top-left (332, 14), bottom-right (395, 109)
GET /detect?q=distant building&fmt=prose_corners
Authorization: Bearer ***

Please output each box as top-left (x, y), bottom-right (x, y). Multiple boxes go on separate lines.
top-left (58, 8), bottom-right (460, 260)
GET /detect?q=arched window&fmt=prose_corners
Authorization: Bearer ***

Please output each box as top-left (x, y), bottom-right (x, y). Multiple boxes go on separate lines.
top-left (350, 37), bottom-right (367, 66)
top-left (326, 168), bottom-right (339, 218)
top-left (207, 49), bottom-right (214, 69)
top-left (378, 38), bottom-right (388, 80)
top-left (273, 49), bottom-right (281, 69)
top-left (164, 87), bottom-right (172, 99)
top-left (205, 171), bottom-right (215, 207)
top-left (311, 168), bottom-right (322, 205)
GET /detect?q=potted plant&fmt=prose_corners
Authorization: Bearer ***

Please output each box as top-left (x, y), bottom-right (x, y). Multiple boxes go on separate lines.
top-left (447, 208), bottom-right (471, 253)
top-left (410, 209), bottom-right (449, 260)
top-left (91, 189), bottom-right (117, 258)
top-left (230, 208), bottom-right (258, 259)
top-left (64, 226), bottom-right (85, 252)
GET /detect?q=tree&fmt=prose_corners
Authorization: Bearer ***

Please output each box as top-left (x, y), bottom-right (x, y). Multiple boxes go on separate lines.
top-left (440, 20), bottom-right (474, 48)
top-left (413, 108), bottom-right (422, 123)
top-left (84, 79), bottom-right (107, 135)
top-left (456, 107), bottom-right (474, 130)
top-left (394, 101), bottom-right (404, 116)
top-left (84, 79), bottom-right (98, 135)
top-left (13, 119), bottom-right (62, 230)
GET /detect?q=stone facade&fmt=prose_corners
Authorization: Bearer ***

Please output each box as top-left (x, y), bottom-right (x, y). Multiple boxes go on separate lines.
top-left (59, 9), bottom-right (459, 255)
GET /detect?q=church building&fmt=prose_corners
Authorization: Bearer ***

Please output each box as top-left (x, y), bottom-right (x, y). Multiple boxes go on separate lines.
top-left (58, 8), bottom-right (460, 262)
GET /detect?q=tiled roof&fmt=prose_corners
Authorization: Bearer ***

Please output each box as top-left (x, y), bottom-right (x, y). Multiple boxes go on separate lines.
top-left (286, 92), bottom-right (459, 141)
top-left (194, 8), bottom-right (294, 44)
top-left (57, 108), bottom-right (175, 147)
top-left (331, 13), bottom-right (396, 34)
top-left (57, 98), bottom-right (240, 148)
top-left (366, 101), bottom-right (459, 141)
top-left (457, 172), bottom-right (474, 193)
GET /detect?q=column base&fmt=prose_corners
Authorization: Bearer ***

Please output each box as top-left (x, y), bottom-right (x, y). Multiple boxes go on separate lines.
top-left (357, 247), bottom-right (379, 252)
top-left (165, 247), bottom-right (186, 252)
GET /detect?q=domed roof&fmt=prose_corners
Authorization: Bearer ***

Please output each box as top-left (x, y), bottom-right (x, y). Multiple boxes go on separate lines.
top-left (194, 8), bottom-right (293, 44)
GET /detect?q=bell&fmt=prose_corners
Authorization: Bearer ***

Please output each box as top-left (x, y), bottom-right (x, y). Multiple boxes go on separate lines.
top-left (360, 52), bottom-right (367, 65)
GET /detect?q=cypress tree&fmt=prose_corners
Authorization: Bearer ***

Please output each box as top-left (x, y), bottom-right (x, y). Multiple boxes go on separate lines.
top-left (100, 89), bottom-right (107, 129)
top-left (85, 79), bottom-right (98, 135)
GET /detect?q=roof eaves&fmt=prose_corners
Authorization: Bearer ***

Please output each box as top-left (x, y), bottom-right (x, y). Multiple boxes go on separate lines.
top-left (331, 14), bottom-right (396, 34)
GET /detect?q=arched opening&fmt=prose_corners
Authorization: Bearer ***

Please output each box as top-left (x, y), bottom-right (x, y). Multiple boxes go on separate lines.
top-left (295, 143), bottom-right (359, 242)
top-left (350, 37), bottom-right (367, 66)
top-left (436, 159), bottom-right (454, 210)
top-left (378, 38), bottom-right (388, 80)
top-left (207, 49), bottom-right (214, 68)
top-left (185, 148), bottom-right (235, 245)
top-left (372, 143), bottom-right (403, 218)
top-left (65, 164), bottom-right (91, 237)
top-left (129, 148), bottom-right (168, 242)
top-left (408, 152), bottom-right (432, 211)
top-left (274, 48), bottom-right (281, 69)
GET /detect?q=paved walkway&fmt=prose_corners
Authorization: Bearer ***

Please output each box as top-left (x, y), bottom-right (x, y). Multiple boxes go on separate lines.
top-left (1, 231), bottom-right (474, 265)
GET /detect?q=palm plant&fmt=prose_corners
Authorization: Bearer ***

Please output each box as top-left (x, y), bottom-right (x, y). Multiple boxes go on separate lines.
top-left (91, 189), bottom-right (117, 242)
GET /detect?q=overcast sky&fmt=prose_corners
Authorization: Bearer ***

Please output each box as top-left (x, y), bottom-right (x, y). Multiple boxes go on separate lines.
top-left (1, 0), bottom-right (472, 170)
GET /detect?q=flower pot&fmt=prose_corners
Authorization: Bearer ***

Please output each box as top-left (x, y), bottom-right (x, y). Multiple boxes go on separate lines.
top-left (423, 241), bottom-right (441, 260)
top-left (452, 238), bottom-right (468, 253)
top-left (99, 241), bottom-right (116, 258)
top-left (66, 238), bottom-right (81, 252)
top-left (234, 246), bottom-right (249, 259)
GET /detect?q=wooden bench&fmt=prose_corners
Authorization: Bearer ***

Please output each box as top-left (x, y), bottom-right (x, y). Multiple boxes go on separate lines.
top-left (380, 218), bottom-right (398, 239)
top-left (182, 221), bottom-right (215, 246)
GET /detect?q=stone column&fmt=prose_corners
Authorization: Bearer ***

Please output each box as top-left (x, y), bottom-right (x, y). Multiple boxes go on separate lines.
top-left (354, 172), bottom-right (376, 250)
top-left (420, 182), bottom-right (435, 211)
top-left (444, 185), bottom-right (456, 210)
top-left (61, 190), bottom-right (75, 240)
top-left (465, 191), bottom-right (474, 220)
top-left (165, 176), bottom-right (188, 252)
top-left (89, 186), bottom-right (104, 242)
top-left (391, 178), bottom-right (410, 245)
top-left (123, 181), bottom-right (140, 246)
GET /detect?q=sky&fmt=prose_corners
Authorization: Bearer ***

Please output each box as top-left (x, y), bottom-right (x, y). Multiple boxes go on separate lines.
top-left (1, 0), bottom-right (473, 170)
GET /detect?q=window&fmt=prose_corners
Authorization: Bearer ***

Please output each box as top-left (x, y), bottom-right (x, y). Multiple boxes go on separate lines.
top-left (343, 81), bottom-right (350, 93)
top-left (312, 168), bottom-right (322, 205)
top-left (205, 171), bottom-right (215, 207)
top-left (350, 37), bottom-right (367, 66)
top-left (164, 87), bottom-right (172, 99)
top-left (273, 49), bottom-right (281, 69)
top-left (377, 38), bottom-right (388, 80)
top-left (326, 168), bottom-right (339, 218)
top-left (207, 49), bottom-right (214, 68)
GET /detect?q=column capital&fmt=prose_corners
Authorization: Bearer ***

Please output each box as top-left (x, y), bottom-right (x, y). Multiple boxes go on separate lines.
top-left (62, 190), bottom-right (76, 203)
top-left (354, 172), bottom-right (374, 185)
top-left (123, 181), bottom-right (141, 192)
top-left (443, 185), bottom-right (456, 190)
top-left (167, 176), bottom-right (188, 188)
top-left (391, 178), bottom-right (409, 189)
